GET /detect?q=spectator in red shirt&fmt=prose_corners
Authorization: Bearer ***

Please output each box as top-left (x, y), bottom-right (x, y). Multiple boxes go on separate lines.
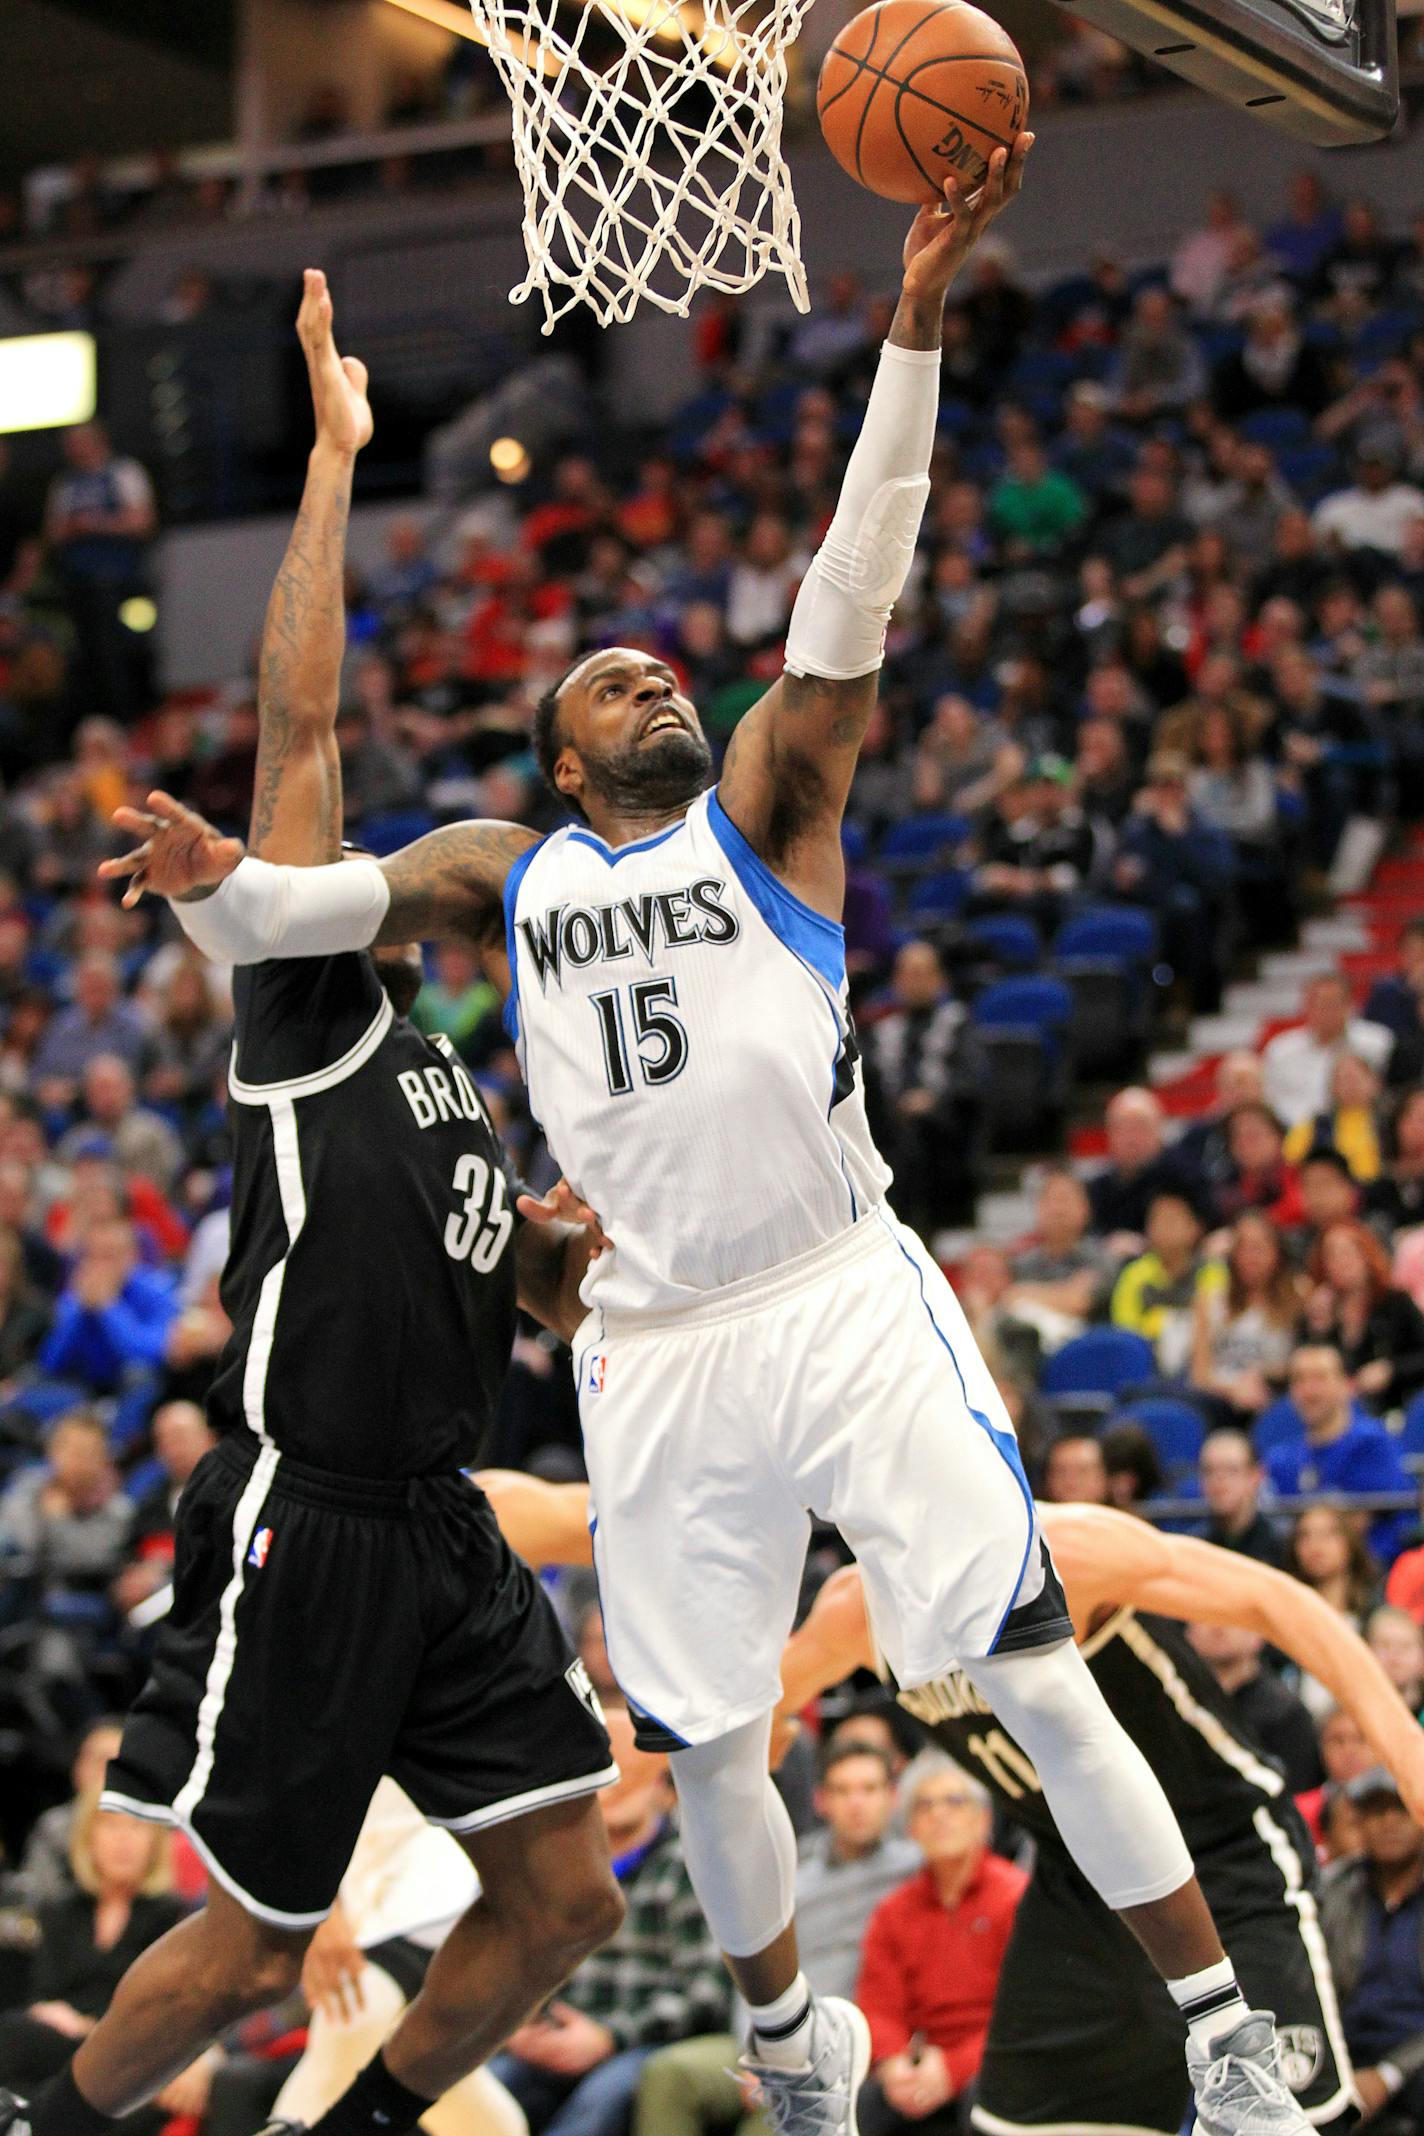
top-left (855, 1754), bottom-right (1026, 2134)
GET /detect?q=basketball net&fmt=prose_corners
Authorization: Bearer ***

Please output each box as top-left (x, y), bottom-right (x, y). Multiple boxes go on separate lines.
top-left (467, 0), bottom-right (815, 329)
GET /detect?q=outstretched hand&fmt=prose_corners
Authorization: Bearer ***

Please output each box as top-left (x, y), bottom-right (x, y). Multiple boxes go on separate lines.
top-left (98, 792), bottom-right (246, 908)
top-left (297, 267), bottom-right (373, 457)
top-left (901, 132), bottom-right (1033, 308)
top-left (517, 1178), bottom-right (613, 1258)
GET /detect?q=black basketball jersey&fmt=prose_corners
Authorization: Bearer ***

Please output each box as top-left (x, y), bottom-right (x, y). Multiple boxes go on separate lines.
top-left (895, 1608), bottom-right (1313, 1868)
top-left (207, 953), bottom-right (521, 1479)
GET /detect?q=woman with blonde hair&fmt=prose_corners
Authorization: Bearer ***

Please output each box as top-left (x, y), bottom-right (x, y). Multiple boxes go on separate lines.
top-left (0, 1794), bottom-right (185, 2124)
top-left (1190, 1209), bottom-right (1304, 1416)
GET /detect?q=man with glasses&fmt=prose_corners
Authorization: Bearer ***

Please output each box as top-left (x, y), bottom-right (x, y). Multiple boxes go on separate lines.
top-left (855, 1756), bottom-right (1023, 2135)
top-left (1321, 1770), bottom-right (1424, 2131)
top-left (1197, 1429), bottom-right (1285, 1567)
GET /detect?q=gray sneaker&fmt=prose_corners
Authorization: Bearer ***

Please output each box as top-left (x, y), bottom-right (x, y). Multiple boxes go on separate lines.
top-left (1188, 2012), bottom-right (1314, 2136)
top-left (742, 1996), bottom-right (872, 2135)
top-left (0, 2093), bottom-right (30, 2136)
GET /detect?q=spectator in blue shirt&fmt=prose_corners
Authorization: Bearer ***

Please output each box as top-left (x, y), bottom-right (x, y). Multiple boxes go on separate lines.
top-left (1321, 1768), bottom-right (1424, 2127)
top-left (1268, 1343), bottom-right (1412, 1560)
top-left (39, 1216), bottom-right (178, 1396)
top-left (31, 953), bottom-right (150, 1112)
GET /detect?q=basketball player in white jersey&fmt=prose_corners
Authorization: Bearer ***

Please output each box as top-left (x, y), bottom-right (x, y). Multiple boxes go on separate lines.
top-left (104, 151), bottom-right (1315, 2136)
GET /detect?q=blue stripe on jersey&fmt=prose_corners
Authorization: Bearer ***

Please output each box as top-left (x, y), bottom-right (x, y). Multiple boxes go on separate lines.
top-left (705, 789), bottom-right (846, 993)
top-left (567, 823), bottom-right (685, 865)
top-left (874, 1210), bottom-right (1036, 1656)
top-left (502, 836), bottom-right (547, 1043)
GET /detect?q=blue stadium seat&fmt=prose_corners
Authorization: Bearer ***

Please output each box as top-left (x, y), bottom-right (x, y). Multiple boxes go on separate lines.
top-left (1113, 1396), bottom-right (1205, 1471)
top-left (1399, 1392), bottom-right (1424, 1460)
top-left (906, 870), bottom-right (971, 923)
top-left (1276, 443), bottom-right (1341, 500)
top-left (879, 814), bottom-right (972, 868)
top-left (1041, 1329), bottom-right (1156, 1400)
top-left (1054, 905), bottom-right (1159, 968)
top-left (970, 976), bottom-right (1073, 1057)
top-left (1239, 408), bottom-right (1310, 450)
top-left (358, 809), bottom-right (438, 856)
top-left (1253, 1396), bottom-right (1303, 1456)
top-left (965, 914), bottom-right (1041, 971)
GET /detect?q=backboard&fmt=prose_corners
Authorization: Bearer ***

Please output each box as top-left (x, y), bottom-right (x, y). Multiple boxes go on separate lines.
top-left (1052, 0), bottom-right (1399, 144)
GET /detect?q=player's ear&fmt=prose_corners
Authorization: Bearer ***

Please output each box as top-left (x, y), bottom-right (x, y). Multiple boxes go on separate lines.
top-left (553, 747), bottom-right (583, 805)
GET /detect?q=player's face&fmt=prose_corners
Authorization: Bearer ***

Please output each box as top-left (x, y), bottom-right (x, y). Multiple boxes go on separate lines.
top-left (557, 651), bottom-right (712, 823)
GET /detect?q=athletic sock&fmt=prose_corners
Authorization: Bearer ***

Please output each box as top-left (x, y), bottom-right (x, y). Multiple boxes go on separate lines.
top-left (1168, 1958), bottom-right (1251, 2058)
top-left (303, 2052), bottom-right (435, 2136)
top-left (749, 1973), bottom-right (815, 2069)
top-left (28, 2064), bottom-right (117, 2136)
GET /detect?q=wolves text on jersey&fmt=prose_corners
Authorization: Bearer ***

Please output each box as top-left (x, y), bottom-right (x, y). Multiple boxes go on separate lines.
top-left (519, 877), bottom-right (740, 992)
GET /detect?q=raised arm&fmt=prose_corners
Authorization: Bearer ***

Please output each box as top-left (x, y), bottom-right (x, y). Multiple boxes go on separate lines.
top-left (247, 268), bottom-right (370, 868)
top-left (716, 139), bottom-right (1031, 919)
top-left (1044, 1503), bottom-right (1424, 1823)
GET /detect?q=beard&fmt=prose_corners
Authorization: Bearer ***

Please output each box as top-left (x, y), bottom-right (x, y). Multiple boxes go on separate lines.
top-left (580, 726), bottom-right (714, 817)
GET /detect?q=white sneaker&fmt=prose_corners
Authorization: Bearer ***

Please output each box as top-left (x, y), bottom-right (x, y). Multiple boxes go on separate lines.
top-left (0, 2093), bottom-right (31, 2136)
top-left (742, 1997), bottom-right (872, 2136)
top-left (1187, 2012), bottom-right (1314, 2136)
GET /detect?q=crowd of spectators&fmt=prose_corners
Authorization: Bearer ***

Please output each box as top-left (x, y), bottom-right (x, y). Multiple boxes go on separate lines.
top-left (0, 151), bottom-right (1422, 2131)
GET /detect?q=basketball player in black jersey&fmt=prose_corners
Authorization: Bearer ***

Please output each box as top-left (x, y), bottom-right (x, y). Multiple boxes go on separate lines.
top-left (0, 277), bottom-right (622, 2136)
top-left (483, 1478), bottom-right (1424, 2136)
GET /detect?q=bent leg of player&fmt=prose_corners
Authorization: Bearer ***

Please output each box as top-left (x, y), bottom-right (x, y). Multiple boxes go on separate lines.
top-left (800, 1214), bottom-right (1320, 2136)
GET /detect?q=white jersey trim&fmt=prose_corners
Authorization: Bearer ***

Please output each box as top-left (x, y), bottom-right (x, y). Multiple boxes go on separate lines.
top-left (171, 1439), bottom-right (282, 1835)
top-left (228, 992), bottom-right (392, 1105)
top-left (427, 1762), bottom-right (621, 1834)
top-left (241, 1097), bottom-right (307, 1444)
top-left (1116, 1613), bottom-right (1285, 1798)
top-left (1253, 1805), bottom-right (1360, 2124)
top-left (973, 2112), bottom-right (1173, 2136)
top-left (101, 1784), bottom-right (330, 1930)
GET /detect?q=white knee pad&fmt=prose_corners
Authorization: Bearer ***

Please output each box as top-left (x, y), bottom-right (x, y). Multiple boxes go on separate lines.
top-left (967, 1639), bottom-right (1194, 1912)
top-left (671, 1713), bottom-right (798, 1958)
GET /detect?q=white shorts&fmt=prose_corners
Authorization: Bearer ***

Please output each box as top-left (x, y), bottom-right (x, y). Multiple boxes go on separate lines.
top-left (575, 1206), bottom-right (1071, 1749)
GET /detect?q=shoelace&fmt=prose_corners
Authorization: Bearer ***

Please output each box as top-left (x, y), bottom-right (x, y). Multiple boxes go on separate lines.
top-left (748, 2036), bottom-right (852, 2136)
top-left (1200, 2047), bottom-right (1291, 2119)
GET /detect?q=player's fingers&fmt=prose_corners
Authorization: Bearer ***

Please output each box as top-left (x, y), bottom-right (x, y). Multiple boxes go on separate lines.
top-left (121, 870), bottom-right (149, 910)
top-left (343, 356), bottom-right (369, 396)
top-left (110, 805), bottom-right (165, 838)
top-left (977, 145), bottom-right (1009, 219)
top-left (98, 843), bottom-right (151, 878)
top-left (516, 1191), bottom-right (559, 1225)
top-left (1004, 130), bottom-right (1034, 197)
top-left (145, 788), bottom-right (192, 825)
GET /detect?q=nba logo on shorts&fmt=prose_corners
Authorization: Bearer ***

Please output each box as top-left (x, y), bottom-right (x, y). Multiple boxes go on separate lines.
top-left (587, 1352), bottom-right (607, 1395)
top-left (247, 1526), bottom-right (273, 1570)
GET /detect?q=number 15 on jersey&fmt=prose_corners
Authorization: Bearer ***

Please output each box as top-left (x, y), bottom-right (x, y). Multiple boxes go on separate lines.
top-left (591, 979), bottom-right (688, 1097)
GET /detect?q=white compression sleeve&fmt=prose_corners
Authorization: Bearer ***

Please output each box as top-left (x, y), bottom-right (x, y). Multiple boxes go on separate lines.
top-left (171, 854), bottom-right (391, 965)
top-left (671, 1713), bottom-right (798, 1958)
top-left (966, 1639), bottom-right (1194, 1912)
top-left (783, 340), bottom-right (940, 683)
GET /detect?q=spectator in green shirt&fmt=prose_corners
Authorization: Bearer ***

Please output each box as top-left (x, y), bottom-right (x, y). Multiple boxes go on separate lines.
top-left (989, 440), bottom-right (1089, 560)
top-left (411, 940), bottom-right (502, 1063)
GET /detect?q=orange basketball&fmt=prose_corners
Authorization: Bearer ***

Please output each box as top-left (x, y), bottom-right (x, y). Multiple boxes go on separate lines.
top-left (817, 0), bottom-right (1028, 207)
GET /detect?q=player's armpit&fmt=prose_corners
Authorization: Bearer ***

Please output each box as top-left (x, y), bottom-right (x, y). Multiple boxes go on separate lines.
top-left (716, 670), bottom-right (878, 920)
top-left (376, 821), bottom-right (540, 949)
top-left (477, 1470), bottom-right (593, 1569)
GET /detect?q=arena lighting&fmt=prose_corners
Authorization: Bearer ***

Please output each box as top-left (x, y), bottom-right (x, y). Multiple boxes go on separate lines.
top-left (119, 597), bottom-right (158, 634)
top-left (490, 435), bottom-right (532, 483)
top-left (0, 331), bottom-right (95, 436)
top-left (381, 0), bottom-right (563, 78)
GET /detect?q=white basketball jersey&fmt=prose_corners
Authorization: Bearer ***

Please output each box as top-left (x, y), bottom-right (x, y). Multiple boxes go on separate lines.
top-left (504, 787), bottom-right (891, 1314)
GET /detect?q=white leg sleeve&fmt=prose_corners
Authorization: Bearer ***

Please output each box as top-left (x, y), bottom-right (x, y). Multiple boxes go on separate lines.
top-left (671, 1713), bottom-right (798, 1959)
top-left (966, 1639), bottom-right (1195, 1912)
top-left (172, 855), bottom-right (391, 965)
top-left (783, 341), bottom-right (940, 683)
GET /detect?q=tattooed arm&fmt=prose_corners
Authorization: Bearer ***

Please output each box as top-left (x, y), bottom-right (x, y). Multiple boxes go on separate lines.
top-left (100, 799), bottom-right (536, 958)
top-left (717, 139), bottom-right (1030, 919)
top-left (248, 269), bottom-right (370, 867)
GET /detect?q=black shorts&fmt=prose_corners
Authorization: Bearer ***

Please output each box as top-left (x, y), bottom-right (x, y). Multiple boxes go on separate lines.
top-left (103, 1433), bottom-right (616, 1928)
top-left (974, 1822), bottom-right (1357, 2136)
